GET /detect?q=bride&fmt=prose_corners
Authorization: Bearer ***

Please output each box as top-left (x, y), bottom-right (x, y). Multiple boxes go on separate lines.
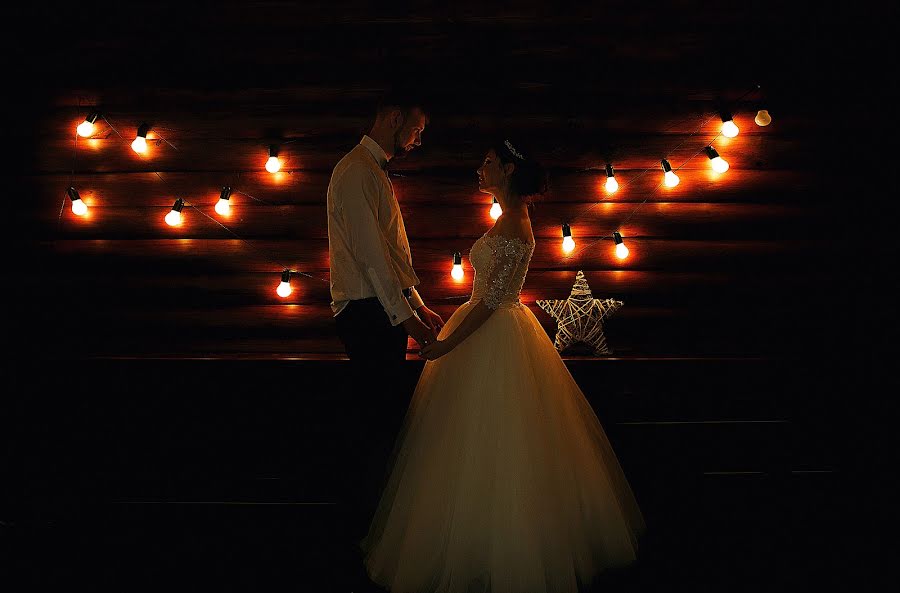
top-left (360, 139), bottom-right (645, 593)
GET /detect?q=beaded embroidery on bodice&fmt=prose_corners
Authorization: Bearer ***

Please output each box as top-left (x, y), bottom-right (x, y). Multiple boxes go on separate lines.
top-left (469, 233), bottom-right (535, 309)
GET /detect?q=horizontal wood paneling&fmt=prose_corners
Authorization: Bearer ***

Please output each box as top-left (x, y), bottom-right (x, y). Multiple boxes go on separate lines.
top-left (37, 107), bottom-right (803, 139)
top-left (41, 269), bottom-right (824, 308)
top-left (34, 134), bottom-right (802, 173)
top-left (22, 169), bottom-right (820, 207)
top-left (31, 203), bottom-right (825, 240)
top-left (27, 238), bottom-right (837, 273)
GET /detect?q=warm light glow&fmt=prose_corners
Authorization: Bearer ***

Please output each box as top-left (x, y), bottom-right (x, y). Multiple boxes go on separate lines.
top-left (562, 236), bottom-right (576, 253)
top-left (711, 156), bottom-right (729, 173)
top-left (76, 121), bottom-right (95, 137)
top-left (215, 198), bottom-right (231, 216)
top-left (615, 242), bottom-right (629, 260)
top-left (451, 264), bottom-right (464, 281)
top-left (490, 201), bottom-right (502, 220)
top-left (664, 170), bottom-right (680, 187)
top-left (276, 280), bottom-right (292, 298)
top-left (755, 109), bottom-right (772, 126)
top-left (721, 119), bottom-right (739, 138)
top-left (71, 199), bottom-right (88, 216)
top-left (605, 175), bottom-right (619, 193)
top-left (165, 210), bottom-right (182, 226)
top-left (266, 156), bottom-right (282, 173)
top-left (131, 136), bottom-right (147, 154)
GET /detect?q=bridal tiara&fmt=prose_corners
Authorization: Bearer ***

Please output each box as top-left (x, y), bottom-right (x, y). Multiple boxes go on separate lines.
top-left (504, 139), bottom-right (524, 160)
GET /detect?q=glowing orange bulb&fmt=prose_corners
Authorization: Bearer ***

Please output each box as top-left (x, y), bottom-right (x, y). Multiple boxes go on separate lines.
top-left (490, 199), bottom-right (502, 220)
top-left (276, 270), bottom-right (292, 298)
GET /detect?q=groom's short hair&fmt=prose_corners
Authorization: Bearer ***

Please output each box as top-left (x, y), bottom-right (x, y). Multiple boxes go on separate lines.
top-left (376, 86), bottom-right (430, 123)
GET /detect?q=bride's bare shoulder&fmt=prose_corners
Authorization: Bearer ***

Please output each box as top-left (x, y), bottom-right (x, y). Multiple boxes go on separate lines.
top-left (489, 211), bottom-right (534, 244)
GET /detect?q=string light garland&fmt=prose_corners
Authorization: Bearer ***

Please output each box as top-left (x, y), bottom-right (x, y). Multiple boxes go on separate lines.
top-left (661, 159), bottom-right (680, 187)
top-left (604, 163), bottom-right (619, 194)
top-left (720, 111), bottom-right (739, 138)
top-left (67, 186), bottom-right (88, 216)
top-left (165, 198), bottom-right (185, 226)
top-left (215, 186), bottom-right (233, 216)
top-left (62, 83), bottom-right (769, 306)
top-left (266, 145), bottom-right (282, 173)
top-left (613, 231), bottom-right (629, 260)
top-left (451, 251), bottom-right (464, 280)
top-left (704, 145), bottom-right (729, 173)
top-left (490, 196), bottom-right (502, 220)
top-left (561, 223), bottom-right (575, 254)
top-left (77, 111), bottom-right (99, 137)
top-left (276, 269), bottom-right (293, 298)
top-left (131, 123), bottom-right (150, 154)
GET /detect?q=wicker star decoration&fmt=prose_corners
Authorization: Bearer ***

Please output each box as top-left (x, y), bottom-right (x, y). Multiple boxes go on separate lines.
top-left (536, 270), bottom-right (624, 356)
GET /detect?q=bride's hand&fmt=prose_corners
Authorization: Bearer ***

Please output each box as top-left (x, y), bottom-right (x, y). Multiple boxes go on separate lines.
top-left (421, 339), bottom-right (452, 360)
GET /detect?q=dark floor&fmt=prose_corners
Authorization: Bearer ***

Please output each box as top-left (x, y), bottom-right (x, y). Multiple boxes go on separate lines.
top-left (4, 358), bottom-right (839, 591)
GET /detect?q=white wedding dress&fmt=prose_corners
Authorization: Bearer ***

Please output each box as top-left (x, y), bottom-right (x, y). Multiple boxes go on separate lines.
top-left (360, 232), bottom-right (645, 593)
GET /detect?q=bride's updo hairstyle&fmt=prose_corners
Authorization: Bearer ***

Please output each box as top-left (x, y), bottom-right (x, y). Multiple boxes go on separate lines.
top-left (491, 138), bottom-right (549, 204)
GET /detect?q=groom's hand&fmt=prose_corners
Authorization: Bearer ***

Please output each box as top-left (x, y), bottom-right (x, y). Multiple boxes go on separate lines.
top-left (402, 315), bottom-right (437, 349)
top-left (416, 305), bottom-right (445, 335)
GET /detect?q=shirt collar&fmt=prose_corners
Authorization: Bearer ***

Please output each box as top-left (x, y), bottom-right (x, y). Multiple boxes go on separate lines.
top-left (360, 135), bottom-right (389, 169)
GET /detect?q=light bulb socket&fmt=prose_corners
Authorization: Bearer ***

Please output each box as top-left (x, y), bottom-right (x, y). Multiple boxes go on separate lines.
top-left (561, 223), bottom-right (572, 238)
top-left (84, 111), bottom-right (100, 124)
top-left (220, 186), bottom-right (232, 201)
top-left (704, 146), bottom-right (720, 160)
top-left (719, 111), bottom-right (733, 124)
top-left (136, 123), bottom-right (150, 139)
top-left (268, 145), bottom-right (279, 158)
top-left (492, 196), bottom-right (498, 204)
top-left (171, 198), bottom-right (184, 212)
top-left (613, 231), bottom-right (624, 245)
top-left (66, 186), bottom-right (81, 202)
top-left (661, 159), bottom-right (673, 173)
top-left (452, 251), bottom-right (462, 265)
top-left (605, 164), bottom-right (615, 178)
top-left (281, 269), bottom-right (291, 283)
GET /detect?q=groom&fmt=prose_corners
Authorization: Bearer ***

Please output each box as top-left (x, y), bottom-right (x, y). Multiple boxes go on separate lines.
top-left (326, 89), bottom-right (444, 551)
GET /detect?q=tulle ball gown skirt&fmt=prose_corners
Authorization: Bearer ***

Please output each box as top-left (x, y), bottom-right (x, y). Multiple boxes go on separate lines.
top-left (360, 300), bottom-right (645, 593)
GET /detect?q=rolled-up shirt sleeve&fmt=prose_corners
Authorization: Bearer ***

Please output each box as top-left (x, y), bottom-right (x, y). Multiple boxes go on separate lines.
top-left (338, 164), bottom-right (416, 326)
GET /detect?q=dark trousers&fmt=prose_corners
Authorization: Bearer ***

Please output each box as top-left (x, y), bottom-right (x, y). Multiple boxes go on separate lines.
top-left (334, 298), bottom-right (411, 541)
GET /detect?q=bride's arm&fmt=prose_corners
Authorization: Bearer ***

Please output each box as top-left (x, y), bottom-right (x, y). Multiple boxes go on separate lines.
top-left (421, 234), bottom-right (527, 359)
top-left (439, 300), bottom-right (495, 351)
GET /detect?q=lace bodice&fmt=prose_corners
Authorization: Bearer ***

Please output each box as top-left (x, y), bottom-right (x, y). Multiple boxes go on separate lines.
top-left (469, 233), bottom-right (535, 309)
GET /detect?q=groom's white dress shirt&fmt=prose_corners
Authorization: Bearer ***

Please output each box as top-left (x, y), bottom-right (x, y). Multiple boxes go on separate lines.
top-left (327, 135), bottom-right (424, 326)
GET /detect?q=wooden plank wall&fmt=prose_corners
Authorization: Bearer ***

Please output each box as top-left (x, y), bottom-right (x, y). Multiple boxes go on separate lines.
top-left (13, 3), bottom-right (841, 358)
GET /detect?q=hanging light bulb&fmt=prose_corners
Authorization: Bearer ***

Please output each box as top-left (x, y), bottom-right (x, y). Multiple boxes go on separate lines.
top-left (276, 269), bottom-right (292, 298)
top-left (604, 164), bottom-right (619, 194)
top-left (77, 111), bottom-right (100, 137)
top-left (755, 109), bottom-right (772, 126)
top-left (613, 231), bottom-right (629, 260)
top-left (131, 123), bottom-right (150, 154)
top-left (561, 223), bottom-right (575, 253)
top-left (67, 186), bottom-right (88, 216)
top-left (720, 113), bottom-right (739, 138)
top-left (704, 146), bottom-right (730, 173)
top-left (661, 159), bottom-right (680, 187)
top-left (165, 198), bottom-right (185, 226)
top-left (266, 145), bottom-right (282, 173)
top-left (451, 251), bottom-right (464, 280)
top-left (215, 186), bottom-right (232, 216)
top-left (489, 196), bottom-right (502, 220)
